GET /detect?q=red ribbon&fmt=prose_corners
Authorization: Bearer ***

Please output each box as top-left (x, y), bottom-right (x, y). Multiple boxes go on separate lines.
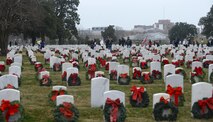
top-left (0, 100), bottom-right (20, 122)
top-left (51, 89), bottom-right (66, 101)
top-left (6, 84), bottom-right (14, 89)
top-left (6, 59), bottom-right (13, 65)
top-left (160, 97), bottom-right (169, 104)
top-left (143, 73), bottom-right (150, 81)
top-left (130, 86), bottom-right (144, 103)
top-left (119, 73), bottom-right (128, 78)
top-left (0, 64), bottom-right (5, 72)
top-left (172, 61), bottom-right (179, 67)
top-left (166, 85), bottom-right (182, 106)
top-left (162, 60), bottom-right (169, 65)
top-left (140, 62), bottom-right (147, 68)
top-left (110, 70), bottom-right (117, 79)
top-left (105, 63), bottom-right (109, 70)
top-left (175, 69), bottom-right (181, 74)
top-left (194, 67), bottom-right (203, 76)
top-left (61, 71), bottom-right (67, 79)
top-left (70, 73), bottom-right (78, 84)
top-left (133, 69), bottom-right (141, 79)
top-left (106, 98), bottom-right (121, 122)
top-left (198, 97), bottom-right (213, 114)
top-left (88, 64), bottom-right (96, 79)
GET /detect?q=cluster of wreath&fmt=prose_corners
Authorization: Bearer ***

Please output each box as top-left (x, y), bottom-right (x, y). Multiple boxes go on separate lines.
top-left (103, 98), bottom-right (126, 122)
top-left (129, 86), bottom-right (149, 107)
top-left (152, 70), bottom-right (162, 80)
top-left (175, 67), bottom-right (186, 79)
top-left (54, 102), bottom-right (79, 122)
top-left (153, 97), bottom-right (178, 121)
top-left (53, 63), bottom-right (62, 71)
top-left (140, 73), bottom-right (154, 84)
top-left (0, 100), bottom-right (24, 122)
top-left (118, 73), bottom-right (131, 85)
top-left (110, 70), bottom-right (117, 80)
top-left (48, 89), bottom-right (67, 105)
top-left (191, 67), bottom-right (206, 84)
top-left (191, 97), bottom-right (213, 119)
top-left (68, 73), bottom-right (81, 86)
top-left (39, 75), bottom-right (52, 86)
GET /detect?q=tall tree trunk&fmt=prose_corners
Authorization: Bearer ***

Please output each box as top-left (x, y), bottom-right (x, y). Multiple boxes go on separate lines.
top-left (0, 30), bottom-right (9, 56)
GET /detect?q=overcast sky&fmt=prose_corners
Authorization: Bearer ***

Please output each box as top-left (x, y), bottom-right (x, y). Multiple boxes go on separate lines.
top-left (77, 0), bottom-right (212, 30)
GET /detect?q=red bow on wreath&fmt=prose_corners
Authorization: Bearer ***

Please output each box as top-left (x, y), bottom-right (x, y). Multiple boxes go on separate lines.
top-left (61, 71), bottom-right (67, 79)
top-left (88, 64), bottom-right (96, 79)
top-left (59, 102), bottom-right (73, 119)
top-left (70, 73), bottom-right (78, 84)
top-left (166, 85), bottom-right (182, 106)
top-left (143, 73), bottom-right (150, 81)
top-left (42, 74), bottom-right (49, 85)
top-left (162, 60), bottom-right (169, 65)
top-left (194, 67), bottom-right (203, 76)
top-left (105, 63), bottom-right (109, 70)
top-left (133, 69), bottom-right (141, 79)
top-left (130, 86), bottom-right (144, 103)
top-left (106, 98), bottom-right (121, 122)
top-left (140, 62), bottom-right (147, 68)
top-left (175, 69), bottom-right (181, 74)
top-left (35, 64), bottom-right (42, 69)
top-left (198, 97), bottom-right (213, 114)
top-left (119, 73), bottom-right (128, 78)
top-left (160, 96), bottom-right (169, 104)
top-left (0, 100), bottom-right (20, 122)
top-left (6, 58), bottom-right (13, 65)
top-left (6, 84), bottom-right (14, 89)
top-left (51, 89), bottom-right (66, 101)
top-left (0, 64), bottom-right (5, 71)
top-left (172, 61), bottom-right (179, 67)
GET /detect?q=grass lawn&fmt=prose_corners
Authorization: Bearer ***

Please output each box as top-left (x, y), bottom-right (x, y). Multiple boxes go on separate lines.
top-left (0, 50), bottom-right (212, 122)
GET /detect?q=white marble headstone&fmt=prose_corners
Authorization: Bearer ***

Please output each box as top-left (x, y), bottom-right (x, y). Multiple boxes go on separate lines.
top-left (91, 77), bottom-right (109, 107)
top-left (0, 89), bottom-right (20, 104)
top-left (0, 74), bottom-right (18, 89)
top-left (165, 74), bottom-right (184, 92)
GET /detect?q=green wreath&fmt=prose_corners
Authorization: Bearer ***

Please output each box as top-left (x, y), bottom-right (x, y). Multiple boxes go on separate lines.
top-left (191, 73), bottom-right (204, 84)
top-left (191, 98), bottom-right (213, 119)
top-left (110, 72), bottom-right (117, 80)
top-left (170, 94), bottom-right (185, 106)
top-left (54, 102), bottom-right (79, 122)
top-left (118, 76), bottom-right (131, 85)
top-left (152, 70), bottom-right (162, 80)
top-left (53, 64), bottom-right (62, 71)
top-left (129, 91), bottom-right (149, 107)
top-left (140, 74), bottom-right (154, 84)
top-left (68, 76), bottom-right (81, 86)
top-left (175, 68), bottom-right (186, 79)
top-left (0, 100), bottom-right (24, 122)
top-left (153, 101), bottom-right (178, 121)
top-left (103, 101), bottom-right (126, 122)
top-left (48, 89), bottom-right (68, 105)
top-left (39, 78), bottom-right (52, 86)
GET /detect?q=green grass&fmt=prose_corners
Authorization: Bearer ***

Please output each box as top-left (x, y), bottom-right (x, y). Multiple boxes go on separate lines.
top-left (0, 50), bottom-right (212, 122)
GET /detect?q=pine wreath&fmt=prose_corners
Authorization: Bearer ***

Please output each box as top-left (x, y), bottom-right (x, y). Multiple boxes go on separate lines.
top-left (34, 63), bottom-right (43, 71)
top-left (140, 73), bottom-right (154, 84)
top-left (203, 60), bottom-right (213, 68)
top-left (152, 70), bottom-right (162, 80)
top-left (166, 85), bottom-right (185, 106)
top-left (110, 70), bottom-right (117, 80)
top-left (54, 102), bottom-right (79, 122)
top-left (175, 68), bottom-right (186, 79)
top-left (68, 74), bottom-right (81, 86)
top-left (39, 76), bottom-right (52, 86)
top-left (129, 86), bottom-right (149, 107)
top-left (0, 100), bottom-right (24, 122)
top-left (0, 65), bottom-right (5, 72)
top-left (132, 69), bottom-right (141, 80)
top-left (118, 74), bottom-right (131, 85)
top-left (191, 97), bottom-right (213, 119)
top-left (53, 63), bottom-right (62, 71)
top-left (153, 98), bottom-right (178, 121)
top-left (190, 67), bottom-right (206, 84)
top-left (103, 98), bottom-right (126, 122)
top-left (48, 89), bottom-right (68, 105)
top-left (140, 62), bottom-right (148, 69)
